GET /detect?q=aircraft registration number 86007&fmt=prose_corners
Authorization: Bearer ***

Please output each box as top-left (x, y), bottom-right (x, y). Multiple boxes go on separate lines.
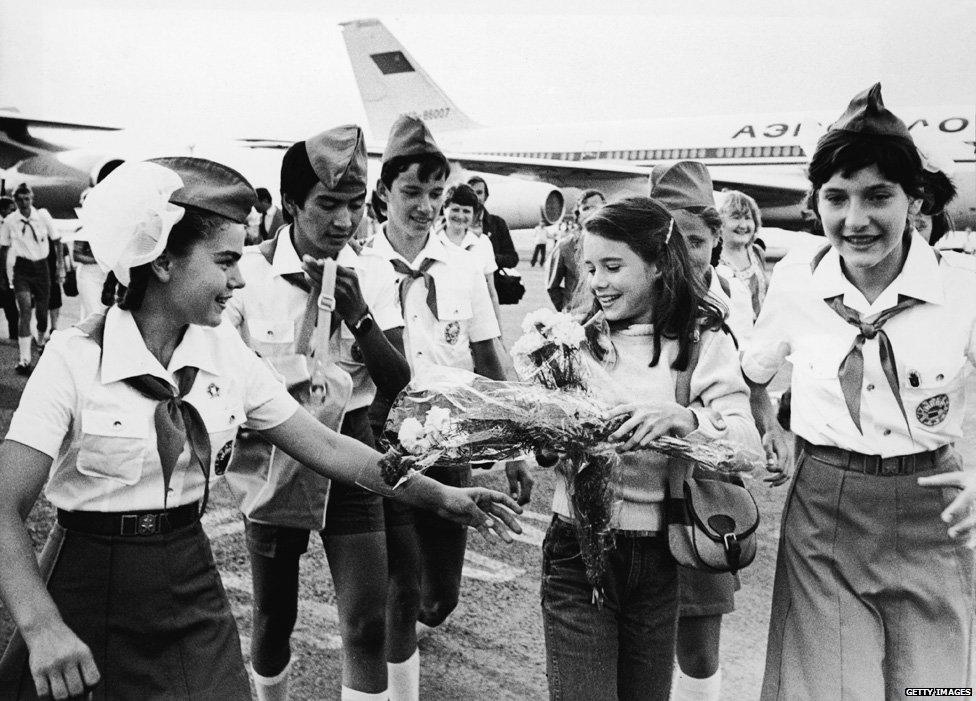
top-left (420, 107), bottom-right (451, 121)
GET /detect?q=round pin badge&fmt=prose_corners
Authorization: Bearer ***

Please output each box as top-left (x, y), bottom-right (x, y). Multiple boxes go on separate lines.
top-left (443, 320), bottom-right (461, 345)
top-left (916, 393), bottom-right (950, 427)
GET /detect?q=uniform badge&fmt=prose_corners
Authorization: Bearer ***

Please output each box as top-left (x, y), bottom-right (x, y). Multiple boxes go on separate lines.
top-left (207, 383), bottom-right (221, 398)
top-left (443, 321), bottom-right (461, 345)
top-left (214, 440), bottom-right (234, 475)
top-left (916, 394), bottom-right (950, 427)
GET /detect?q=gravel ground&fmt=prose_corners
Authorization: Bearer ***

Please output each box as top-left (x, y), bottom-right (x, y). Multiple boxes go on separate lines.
top-left (1, 231), bottom-right (973, 700)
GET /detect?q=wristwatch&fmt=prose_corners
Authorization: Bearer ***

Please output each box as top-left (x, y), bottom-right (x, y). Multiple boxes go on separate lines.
top-left (349, 310), bottom-right (375, 335)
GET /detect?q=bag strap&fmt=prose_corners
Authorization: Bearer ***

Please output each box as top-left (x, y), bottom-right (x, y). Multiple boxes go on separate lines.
top-left (674, 335), bottom-right (703, 408)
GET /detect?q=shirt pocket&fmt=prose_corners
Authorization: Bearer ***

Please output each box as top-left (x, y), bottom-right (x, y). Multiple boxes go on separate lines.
top-left (199, 403), bottom-right (246, 475)
top-left (899, 357), bottom-right (964, 431)
top-left (76, 410), bottom-right (151, 485)
top-left (434, 282), bottom-right (473, 322)
top-left (247, 318), bottom-right (295, 348)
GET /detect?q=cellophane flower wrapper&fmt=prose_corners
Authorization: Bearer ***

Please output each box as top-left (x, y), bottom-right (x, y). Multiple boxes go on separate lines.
top-left (376, 365), bottom-right (764, 594)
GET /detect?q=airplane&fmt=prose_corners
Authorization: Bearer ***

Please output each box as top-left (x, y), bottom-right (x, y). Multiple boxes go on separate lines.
top-left (340, 18), bottom-right (976, 231)
top-left (0, 109), bottom-right (126, 219)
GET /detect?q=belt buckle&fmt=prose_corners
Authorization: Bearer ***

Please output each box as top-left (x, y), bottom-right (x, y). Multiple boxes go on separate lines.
top-left (121, 513), bottom-right (159, 536)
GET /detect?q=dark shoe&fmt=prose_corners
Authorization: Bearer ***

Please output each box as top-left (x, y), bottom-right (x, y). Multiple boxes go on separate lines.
top-left (15, 361), bottom-right (32, 376)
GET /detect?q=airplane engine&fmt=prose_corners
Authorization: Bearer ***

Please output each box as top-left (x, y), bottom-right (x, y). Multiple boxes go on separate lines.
top-left (2, 151), bottom-right (124, 217)
top-left (475, 178), bottom-right (565, 228)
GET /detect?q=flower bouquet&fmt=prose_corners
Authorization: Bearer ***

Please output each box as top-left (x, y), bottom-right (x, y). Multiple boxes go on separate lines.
top-left (378, 309), bottom-right (763, 595)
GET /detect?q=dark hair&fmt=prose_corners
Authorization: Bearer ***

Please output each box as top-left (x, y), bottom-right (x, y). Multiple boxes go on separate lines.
top-left (466, 175), bottom-right (489, 198)
top-left (370, 187), bottom-right (387, 224)
top-left (920, 169), bottom-right (957, 216)
top-left (806, 130), bottom-right (924, 214)
top-left (255, 187), bottom-right (272, 203)
top-left (443, 182), bottom-right (480, 211)
top-left (928, 211), bottom-right (954, 246)
top-left (280, 141), bottom-right (318, 209)
top-left (380, 153), bottom-right (450, 190)
top-left (0, 195), bottom-right (13, 209)
top-left (102, 206), bottom-right (228, 311)
top-left (574, 189), bottom-right (606, 221)
top-left (13, 183), bottom-right (32, 197)
top-left (580, 196), bottom-right (724, 371)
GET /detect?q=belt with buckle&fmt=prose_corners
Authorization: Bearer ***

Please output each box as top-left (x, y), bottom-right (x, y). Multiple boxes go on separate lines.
top-left (57, 502), bottom-right (201, 537)
top-left (799, 439), bottom-right (952, 477)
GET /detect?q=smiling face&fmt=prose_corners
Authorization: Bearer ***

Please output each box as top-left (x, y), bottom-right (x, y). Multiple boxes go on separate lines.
top-left (444, 202), bottom-right (474, 233)
top-left (160, 220), bottom-right (246, 327)
top-left (382, 163), bottom-right (446, 243)
top-left (721, 209), bottom-right (756, 248)
top-left (287, 181), bottom-right (366, 261)
top-left (582, 230), bottom-right (657, 325)
top-left (817, 164), bottom-right (919, 272)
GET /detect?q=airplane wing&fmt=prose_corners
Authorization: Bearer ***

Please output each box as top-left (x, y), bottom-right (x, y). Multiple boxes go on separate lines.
top-left (430, 151), bottom-right (810, 218)
top-left (0, 109), bottom-right (120, 131)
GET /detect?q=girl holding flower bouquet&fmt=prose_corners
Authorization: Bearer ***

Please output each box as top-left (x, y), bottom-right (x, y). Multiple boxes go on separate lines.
top-left (540, 196), bottom-right (761, 701)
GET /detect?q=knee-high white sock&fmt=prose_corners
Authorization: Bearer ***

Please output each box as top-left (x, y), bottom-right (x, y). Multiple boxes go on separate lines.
top-left (672, 667), bottom-right (722, 701)
top-left (340, 687), bottom-right (387, 700)
top-left (387, 649), bottom-right (419, 701)
top-left (18, 336), bottom-right (31, 363)
top-left (252, 660), bottom-right (292, 701)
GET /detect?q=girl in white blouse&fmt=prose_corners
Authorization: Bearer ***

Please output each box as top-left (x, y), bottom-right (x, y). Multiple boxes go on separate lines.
top-left (0, 159), bottom-right (521, 701)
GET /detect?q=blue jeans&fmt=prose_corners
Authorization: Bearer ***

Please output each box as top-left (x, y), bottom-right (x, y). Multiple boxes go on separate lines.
top-left (540, 516), bottom-right (678, 701)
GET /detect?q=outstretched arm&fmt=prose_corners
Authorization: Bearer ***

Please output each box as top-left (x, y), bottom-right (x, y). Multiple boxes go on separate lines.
top-left (261, 408), bottom-right (523, 539)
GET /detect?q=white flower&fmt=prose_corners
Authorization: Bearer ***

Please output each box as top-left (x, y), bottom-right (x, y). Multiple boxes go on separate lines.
top-left (510, 329), bottom-right (549, 357)
top-left (549, 318), bottom-right (586, 348)
top-left (520, 308), bottom-right (560, 334)
top-left (424, 407), bottom-right (452, 436)
top-left (398, 418), bottom-right (427, 454)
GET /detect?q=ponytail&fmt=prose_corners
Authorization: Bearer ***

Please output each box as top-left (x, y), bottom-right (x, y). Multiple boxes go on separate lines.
top-left (99, 264), bottom-right (151, 311)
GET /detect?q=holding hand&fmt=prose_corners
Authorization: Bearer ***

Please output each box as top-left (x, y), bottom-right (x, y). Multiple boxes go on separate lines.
top-left (608, 400), bottom-right (698, 452)
top-left (762, 424), bottom-right (794, 486)
top-left (25, 620), bottom-right (100, 700)
top-left (301, 255), bottom-right (369, 325)
top-left (918, 469), bottom-right (976, 548)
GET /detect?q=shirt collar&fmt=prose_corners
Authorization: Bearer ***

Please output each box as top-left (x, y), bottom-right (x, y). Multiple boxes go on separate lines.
top-left (368, 227), bottom-right (449, 268)
top-left (270, 225), bottom-right (304, 277)
top-left (433, 223), bottom-right (479, 251)
top-left (811, 231), bottom-right (944, 306)
top-left (99, 306), bottom-right (220, 385)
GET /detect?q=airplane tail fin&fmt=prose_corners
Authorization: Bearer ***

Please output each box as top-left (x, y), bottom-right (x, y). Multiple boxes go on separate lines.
top-left (340, 18), bottom-right (480, 138)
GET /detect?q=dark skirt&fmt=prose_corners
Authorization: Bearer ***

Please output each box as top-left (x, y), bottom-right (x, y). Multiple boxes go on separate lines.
top-left (0, 521), bottom-right (250, 700)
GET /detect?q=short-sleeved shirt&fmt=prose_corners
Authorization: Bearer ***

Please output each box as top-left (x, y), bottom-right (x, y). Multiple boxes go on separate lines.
top-left (741, 232), bottom-right (976, 456)
top-left (224, 230), bottom-right (403, 411)
top-left (5, 305), bottom-right (298, 512)
top-left (435, 225), bottom-right (498, 277)
top-left (0, 207), bottom-right (59, 262)
top-left (368, 230), bottom-right (500, 374)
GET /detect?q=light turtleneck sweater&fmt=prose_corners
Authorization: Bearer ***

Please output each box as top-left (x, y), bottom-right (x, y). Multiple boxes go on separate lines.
top-left (552, 324), bottom-right (761, 531)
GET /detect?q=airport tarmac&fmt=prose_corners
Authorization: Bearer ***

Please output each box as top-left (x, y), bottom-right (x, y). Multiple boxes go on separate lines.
top-left (1, 234), bottom-right (974, 700)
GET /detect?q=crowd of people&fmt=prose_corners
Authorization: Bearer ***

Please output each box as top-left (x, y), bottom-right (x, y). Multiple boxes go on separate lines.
top-left (0, 83), bottom-right (973, 701)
